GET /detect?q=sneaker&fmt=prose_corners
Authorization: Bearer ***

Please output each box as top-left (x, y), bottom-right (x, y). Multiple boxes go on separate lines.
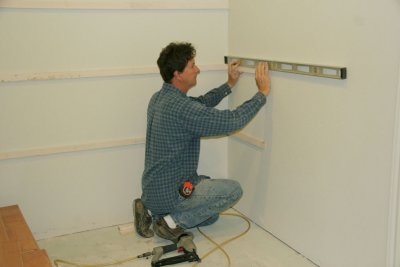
top-left (134, 198), bottom-right (154, 238)
top-left (153, 217), bottom-right (186, 243)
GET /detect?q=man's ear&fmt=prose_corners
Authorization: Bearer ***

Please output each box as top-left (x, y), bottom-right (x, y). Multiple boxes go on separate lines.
top-left (173, 70), bottom-right (181, 81)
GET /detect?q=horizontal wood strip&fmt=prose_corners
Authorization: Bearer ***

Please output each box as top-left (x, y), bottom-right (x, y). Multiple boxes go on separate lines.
top-left (0, 64), bottom-right (226, 83)
top-left (231, 132), bottom-right (265, 149)
top-left (0, 132), bottom-right (265, 161)
top-left (0, 137), bottom-right (146, 161)
top-left (0, 0), bottom-right (229, 10)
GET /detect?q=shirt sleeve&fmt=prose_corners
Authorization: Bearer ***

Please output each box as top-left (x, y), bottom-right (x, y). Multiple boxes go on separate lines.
top-left (189, 83), bottom-right (232, 107)
top-left (180, 91), bottom-right (266, 137)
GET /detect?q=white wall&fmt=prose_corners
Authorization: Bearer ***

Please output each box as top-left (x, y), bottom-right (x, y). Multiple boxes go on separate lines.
top-left (228, 0), bottom-right (400, 267)
top-left (2, 2), bottom-right (400, 266)
top-left (0, 0), bottom-right (229, 239)
top-left (395, 68), bottom-right (400, 267)
top-left (396, 168), bottom-right (400, 267)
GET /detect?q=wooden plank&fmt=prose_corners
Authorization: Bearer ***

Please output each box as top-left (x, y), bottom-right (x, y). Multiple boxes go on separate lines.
top-left (0, 241), bottom-right (23, 267)
top-left (6, 222), bottom-right (38, 253)
top-left (0, 215), bottom-right (8, 243)
top-left (22, 250), bottom-right (52, 267)
top-left (0, 206), bottom-right (16, 242)
top-left (0, 205), bottom-right (20, 220)
top-left (0, 206), bottom-right (38, 252)
top-left (0, 205), bottom-right (52, 267)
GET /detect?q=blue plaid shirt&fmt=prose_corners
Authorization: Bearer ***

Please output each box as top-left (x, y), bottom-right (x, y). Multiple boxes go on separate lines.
top-left (141, 82), bottom-right (266, 214)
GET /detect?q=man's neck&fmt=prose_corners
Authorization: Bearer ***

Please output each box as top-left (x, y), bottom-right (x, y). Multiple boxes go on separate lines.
top-left (171, 80), bottom-right (189, 94)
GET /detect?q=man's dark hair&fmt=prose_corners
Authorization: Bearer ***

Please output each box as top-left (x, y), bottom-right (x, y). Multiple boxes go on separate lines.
top-left (157, 42), bottom-right (196, 83)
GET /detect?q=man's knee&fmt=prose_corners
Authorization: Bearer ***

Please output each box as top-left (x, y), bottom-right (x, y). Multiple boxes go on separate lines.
top-left (197, 214), bottom-right (219, 227)
top-left (229, 180), bottom-right (243, 202)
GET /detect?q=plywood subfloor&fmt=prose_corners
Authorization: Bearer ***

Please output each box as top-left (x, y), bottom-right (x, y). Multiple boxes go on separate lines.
top-left (38, 210), bottom-right (317, 267)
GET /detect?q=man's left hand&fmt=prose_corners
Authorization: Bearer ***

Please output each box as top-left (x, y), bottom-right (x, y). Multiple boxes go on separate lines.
top-left (227, 60), bottom-right (241, 88)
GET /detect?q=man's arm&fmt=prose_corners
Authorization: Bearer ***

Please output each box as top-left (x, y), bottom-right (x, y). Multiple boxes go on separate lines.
top-left (180, 62), bottom-right (270, 137)
top-left (189, 60), bottom-right (242, 107)
top-left (189, 83), bottom-right (231, 107)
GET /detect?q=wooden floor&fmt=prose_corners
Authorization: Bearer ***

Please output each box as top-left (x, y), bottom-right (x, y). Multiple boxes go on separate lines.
top-left (0, 205), bottom-right (51, 267)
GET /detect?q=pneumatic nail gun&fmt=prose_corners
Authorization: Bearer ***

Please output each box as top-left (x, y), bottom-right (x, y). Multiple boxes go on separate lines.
top-left (138, 233), bottom-right (201, 267)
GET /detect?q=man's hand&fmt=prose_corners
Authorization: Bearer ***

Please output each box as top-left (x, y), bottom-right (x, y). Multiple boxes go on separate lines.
top-left (255, 62), bottom-right (271, 96)
top-left (227, 60), bottom-right (241, 88)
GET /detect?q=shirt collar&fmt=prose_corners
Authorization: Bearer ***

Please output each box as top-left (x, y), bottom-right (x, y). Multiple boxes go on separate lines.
top-left (162, 82), bottom-right (187, 96)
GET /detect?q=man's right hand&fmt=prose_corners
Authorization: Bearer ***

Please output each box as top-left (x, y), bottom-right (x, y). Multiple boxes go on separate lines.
top-left (255, 62), bottom-right (271, 96)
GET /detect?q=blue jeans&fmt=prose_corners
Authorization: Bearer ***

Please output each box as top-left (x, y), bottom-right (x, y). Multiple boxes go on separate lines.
top-left (168, 178), bottom-right (243, 229)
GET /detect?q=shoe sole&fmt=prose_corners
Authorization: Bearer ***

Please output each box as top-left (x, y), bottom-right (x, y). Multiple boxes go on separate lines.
top-left (134, 199), bottom-right (154, 238)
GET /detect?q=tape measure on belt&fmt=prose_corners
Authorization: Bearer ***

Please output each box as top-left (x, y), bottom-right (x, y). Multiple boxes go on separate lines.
top-left (179, 181), bottom-right (194, 198)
